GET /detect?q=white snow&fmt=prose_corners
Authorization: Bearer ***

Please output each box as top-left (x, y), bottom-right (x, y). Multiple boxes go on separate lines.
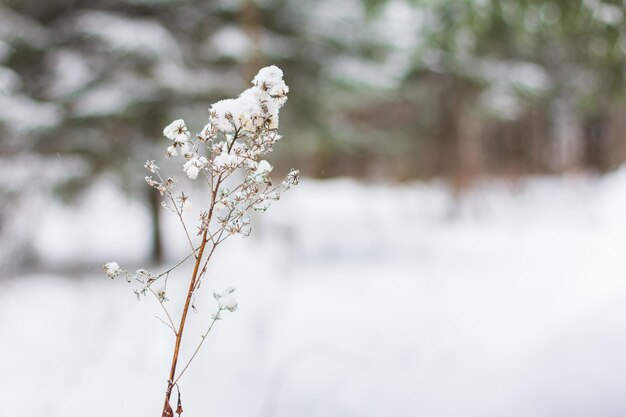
top-left (153, 62), bottom-right (239, 95)
top-left (252, 160), bottom-right (273, 181)
top-left (0, 39), bottom-right (11, 62)
top-left (253, 65), bottom-right (289, 97)
top-left (3, 171), bottom-right (626, 416)
top-left (0, 93), bottom-right (62, 133)
top-left (103, 261), bottom-right (121, 278)
top-left (0, 65), bottom-right (21, 94)
top-left (45, 49), bottom-right (95, 98)
top-left (71, 75), bottom-right (156, 117)
top-left (209, 67), bottom-right (288, 133)
top-left (208, 25), bottom-right (253, 60)
top-left (585, 0), bottom-right (624, 25)
top-left (0, 4), bottom-right (48, 46)
top-left (162, 119), bottom-right (189, 142)
top-left (73, 10), bottom-right (181, 59)
top-left (206, 26), bottom-right (297, 60)
top-left (318, 0), bottom-right (425, 89)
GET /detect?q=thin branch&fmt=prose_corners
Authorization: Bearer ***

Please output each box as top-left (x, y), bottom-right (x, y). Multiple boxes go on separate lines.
top-left (227, 128), bottom-right (240, 153)
top-left (156, 247), bottom-right (199, 279)
top-left (203, 170), bottom-right (213, 190)
top-left (193, 242), bottom-right (219, 292)
top-left (154, 315), bottom-right (177, 335)
top-left (172, 307), bottom-right (224, 386)
top-left (148, 287), bottom-right (177, 334)
top-left (169, 194), bottom-right (198, 259)
top-left (157, 170), bottom-right (198, 258)
top-left (192, 186), bottom-right (224, 292)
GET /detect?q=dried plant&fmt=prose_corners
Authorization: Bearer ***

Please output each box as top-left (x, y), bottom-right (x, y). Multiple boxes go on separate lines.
top-left (103, 66), bottom-right (298, 417)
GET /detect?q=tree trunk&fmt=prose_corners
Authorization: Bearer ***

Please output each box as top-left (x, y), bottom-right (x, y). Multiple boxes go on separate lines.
top-left (148, 187), bottom-right (164, 263)
top-left (240, 0), bottom-right (263, 80)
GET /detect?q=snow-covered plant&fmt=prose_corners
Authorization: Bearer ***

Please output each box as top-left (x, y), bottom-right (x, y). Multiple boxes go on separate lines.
top-left (103, 66), bottom-right (298, 417)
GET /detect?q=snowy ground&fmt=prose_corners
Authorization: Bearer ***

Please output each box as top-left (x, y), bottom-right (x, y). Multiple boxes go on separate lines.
top-left (2, 172), bottom-right (626, 417)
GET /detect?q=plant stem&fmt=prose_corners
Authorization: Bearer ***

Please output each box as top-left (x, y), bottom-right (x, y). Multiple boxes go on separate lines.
top-left (161, 228), bottom-right (209, 417)
top-left (161, 180), bottom-right (222, 417)
top-left (172, 306), bottom-right (223, 386)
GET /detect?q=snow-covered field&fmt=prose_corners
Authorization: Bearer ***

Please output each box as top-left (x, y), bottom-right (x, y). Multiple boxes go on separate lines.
top-left (2, 172), bottom-right (626, 417)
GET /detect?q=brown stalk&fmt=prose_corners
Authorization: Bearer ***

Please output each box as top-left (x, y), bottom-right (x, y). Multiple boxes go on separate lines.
top-left (161, 183), bottom-right (221, 417)
top-left (161, 227), bottom-right (208, 417)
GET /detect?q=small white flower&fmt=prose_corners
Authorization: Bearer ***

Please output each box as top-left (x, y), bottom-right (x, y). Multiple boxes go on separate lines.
top-left (215, 287), bottom-right (236, 298)
top-left (258, 160), bottom-right (272, 172)
top-left (209, 67), bottom-right (288, 135)
top-left (213, 153), bottom-right (242, 171)
top-left (256, 160), bottom-right (273, 175)
top-left (267, 112), bottom-right (279, 129)
top-left (253, 194), bottom-right (271, 211)
top-left (219, 294), bottom-right (238, 312)
top-left (198, 122), bottom-right (214, 141)
top-left (183, 156), bottom-right (207, 180)
top-left (209, 99), bottom-right (239, 133)
top-left (252, 65), bottom-right (289, 97)
top-left (180, 142), bottom-right (192, 156)
top-left (144, 160), bottom-right (159, 173)
top-left (166, 145), bottom-right (177, 158)
top-left (156, 285), bottom-right (168, 302)
top-left (250, 160), bottom-right (273, 183)
top-left (212, 287), bottom-right (237, 312)
top-left (136, 268), bottom-right (152, 279)
top-left (163, 119), bottom-right (190, 143)
top-left (177, 192), bottom-right (192, 212)
top-left (184, 163), bottom-right (199, 179)
top-left (282, 168), bottom-right (300, 189)
top-left (103, 262), bottom-right (121, 279)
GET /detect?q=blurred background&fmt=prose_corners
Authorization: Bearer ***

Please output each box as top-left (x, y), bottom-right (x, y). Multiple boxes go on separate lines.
top-left (2, 0), bottom-right (626, 416)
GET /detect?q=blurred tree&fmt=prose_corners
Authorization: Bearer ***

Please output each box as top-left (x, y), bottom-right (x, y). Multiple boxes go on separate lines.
top-left (1, 0), bottom-right (626, 266)
top-left (339, 0), bottom-right (626, 179)
top-left (0, 0), bottom-right (248, 263)
top-left (0, 0), bottom-right (356, 264)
